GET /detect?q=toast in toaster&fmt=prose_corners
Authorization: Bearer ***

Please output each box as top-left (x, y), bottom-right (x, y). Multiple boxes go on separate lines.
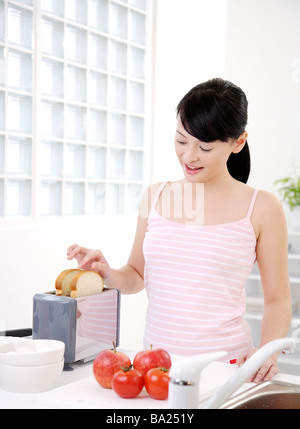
top-left (70, 270), bottom-right (104, 298)
top-left (55, 269), bottom-right (82, 296)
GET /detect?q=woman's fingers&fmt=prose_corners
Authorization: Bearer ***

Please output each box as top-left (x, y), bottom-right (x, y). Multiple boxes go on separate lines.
top-left (66, 244), bottom-right (89, 262)
top-left (67, 243), bottom-right (81, 258)
top-left (250, 360), bottom-right (279, 383)
top-left (78, 249), bottom-right (107, 270)
top-left (263, 362), bottom-right (279, 381)
top-left (236, 353), bottom-right (247, 366)
top-left (236, 349), bottom-right (279, 384)
top-left (66, 245), bottom-right (111, 280)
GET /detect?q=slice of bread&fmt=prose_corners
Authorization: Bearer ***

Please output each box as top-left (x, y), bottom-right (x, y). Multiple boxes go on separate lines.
top-left (55, 269), bottom-right (82, 296)
top-left (70, 270), bottom-right (104, 298)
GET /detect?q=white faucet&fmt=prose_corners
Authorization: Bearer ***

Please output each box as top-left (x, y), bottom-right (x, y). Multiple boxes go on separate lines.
top-left (168, 351), bottom-right (228, 409)
top-left (168, 337), bottom-right (296, 409)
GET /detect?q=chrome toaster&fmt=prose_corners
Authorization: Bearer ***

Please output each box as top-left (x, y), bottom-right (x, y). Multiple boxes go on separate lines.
top-left (32, 288), bottom-right (120, 370)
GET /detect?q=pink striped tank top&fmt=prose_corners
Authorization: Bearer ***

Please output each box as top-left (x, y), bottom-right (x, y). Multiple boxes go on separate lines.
top-left (143, 182), bottom-right (259, 361)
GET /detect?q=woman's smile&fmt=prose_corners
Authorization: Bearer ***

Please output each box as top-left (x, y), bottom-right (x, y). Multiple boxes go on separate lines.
top-left (184, 163), bottom-right (204, 175)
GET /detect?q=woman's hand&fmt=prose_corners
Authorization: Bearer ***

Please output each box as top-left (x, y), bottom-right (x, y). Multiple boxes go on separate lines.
top-left (67, 244), bottom-right (113, 282)
top-left (236, 348), bottom-right (279, 383)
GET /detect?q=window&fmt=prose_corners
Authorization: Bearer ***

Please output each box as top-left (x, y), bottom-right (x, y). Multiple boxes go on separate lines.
top-left (0, 0), bottom-right (149, 218)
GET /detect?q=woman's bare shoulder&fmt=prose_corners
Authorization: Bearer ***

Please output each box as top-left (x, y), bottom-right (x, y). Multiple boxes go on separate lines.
top-left (253, 189), bottom-right (287, 236)
top-left (255, 189), bottom-right (284, 213)
top-left (139, 182), bottom-right (164, 219)
top-left (236, 181), bottom-right (282, 212)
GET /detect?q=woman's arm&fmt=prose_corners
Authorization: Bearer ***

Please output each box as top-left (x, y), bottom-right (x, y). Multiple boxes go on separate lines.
top-left (256, 191), bottom-right (292, 337)
top-left (110, 182), bottom-right (161, 293)
top-left (241, 191), bottom-right (292, 382)
top-left (67, 183), bottom-right (160, 295)
top-left (109, 211), bottom-right (148, 294)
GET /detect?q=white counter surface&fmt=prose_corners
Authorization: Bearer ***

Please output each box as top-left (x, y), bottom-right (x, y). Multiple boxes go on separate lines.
top-left (1, 349), bottom-right (300, 409)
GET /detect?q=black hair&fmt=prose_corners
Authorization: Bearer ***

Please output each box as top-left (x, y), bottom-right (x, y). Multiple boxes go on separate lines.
top-left (176, 78), bottom-right (250, 183)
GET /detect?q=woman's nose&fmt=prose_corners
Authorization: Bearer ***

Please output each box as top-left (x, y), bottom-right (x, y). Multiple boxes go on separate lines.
top-left (184, 146), bottom-right (199, 163)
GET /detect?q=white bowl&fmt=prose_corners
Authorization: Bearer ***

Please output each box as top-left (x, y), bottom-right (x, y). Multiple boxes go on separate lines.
top-left (0, 359), bottom-right (64, 393)
top-left (0, 339), bottom-right (65, 367)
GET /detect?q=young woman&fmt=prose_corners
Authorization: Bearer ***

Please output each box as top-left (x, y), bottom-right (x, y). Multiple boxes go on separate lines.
top-left (67, 78), bottom-right (292, 383)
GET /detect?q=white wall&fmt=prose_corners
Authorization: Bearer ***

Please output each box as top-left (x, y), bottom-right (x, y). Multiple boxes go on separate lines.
top-left (151, 0), bottom-right (227, 183)
top-left (225, 0), bottom-right (300, 222)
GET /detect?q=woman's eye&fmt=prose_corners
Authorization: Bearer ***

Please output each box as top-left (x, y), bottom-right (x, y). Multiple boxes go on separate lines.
top-left (200, 146), bottom-right (212, 152)
top-left (177, 140), bottom-right (186, 145)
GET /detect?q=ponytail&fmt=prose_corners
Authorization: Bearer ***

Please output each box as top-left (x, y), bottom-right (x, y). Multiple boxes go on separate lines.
top-left (227, 141), bottom-right (251, 184)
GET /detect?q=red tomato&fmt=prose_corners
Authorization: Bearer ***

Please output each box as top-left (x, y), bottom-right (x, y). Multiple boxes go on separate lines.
top-left (111, 367), bottom-right (144, 399)
top-left (144, 367), bottom-right (170, 400)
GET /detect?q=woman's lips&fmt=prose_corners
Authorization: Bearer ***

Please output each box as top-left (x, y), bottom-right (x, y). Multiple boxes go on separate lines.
top-left (184, 163), bottom-right (204, 175)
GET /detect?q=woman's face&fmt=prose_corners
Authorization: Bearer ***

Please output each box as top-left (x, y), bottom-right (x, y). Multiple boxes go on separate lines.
top-left (174, 117), bottom-right (239, 184)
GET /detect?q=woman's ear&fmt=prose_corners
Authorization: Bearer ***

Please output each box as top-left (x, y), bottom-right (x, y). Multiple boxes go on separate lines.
top-left (232, 131), bottom-right (248, 154)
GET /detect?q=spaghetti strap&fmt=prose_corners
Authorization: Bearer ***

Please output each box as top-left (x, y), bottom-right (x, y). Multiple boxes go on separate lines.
top-left (151, 181), bottom-right (168, 212)
top-left (246, 189), bottom-right (259, 220)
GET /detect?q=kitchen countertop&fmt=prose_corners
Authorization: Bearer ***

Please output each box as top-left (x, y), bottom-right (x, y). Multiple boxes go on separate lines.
top-left (1, 349), bottom-right (300, 409)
